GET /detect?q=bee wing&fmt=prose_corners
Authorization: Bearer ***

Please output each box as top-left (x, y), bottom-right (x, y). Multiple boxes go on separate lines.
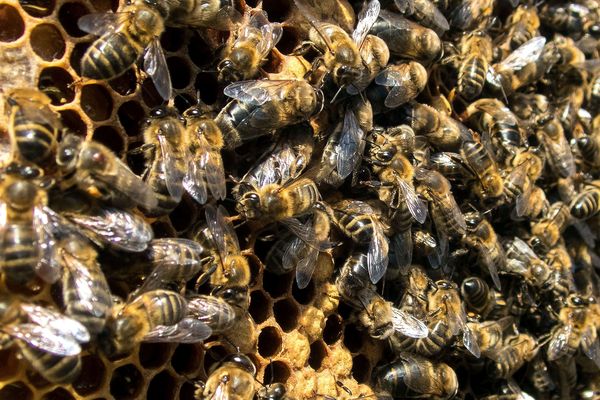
top-left (449, 0), bottom-right (487, 29)
top-left (20, 304), bottom-right (90, 344)
top-left (143, 318), bottom-right (212, 343)
top-left (65, 207), bottom-right (153, 252)
top-left (144, 38), bottom-right (172, 101)
top-left (187, 296), bottom-right (236, 330)
top-left (515, 181), bottom-right (532, 218)
top-left (288, 217), bottom-right (320, 289)
top-left (479, 247), bottom-right (502, 290)
top-left (250, 11), bottom-right (282, 57)
top-left (77, 11), bottom-right (122, 36)
top-left (205, 204), bottom-right (235, 263)
top-left (337, 109), bottom-right (365, 179)
top-left (391, 230), bottom-right (412, 272)
top-left (281, 217), bottom-right (319, 249)
top-left (420, 0), bottom-right (450, 32)
top-left (294, 243), bottom-right (319, 290)
top-left (375, 68), bottom-right (419, 108)
top-left (223, 80), bottom-right (285, 105)
top-left (547, 324), bottom-right (572, 361)
top-left (581, 326), bottom-right (600, 368)
top-left (511, 237), bottom-right (538, 259)
top-left (367, 217), bottom-right (389, 284)
top-left (499, 36), bottom-right (546, 71)
top-left (391, 307), bottom-right (428, 338)
top-left (573, 59), bottom-right (600, 73)
top-left (183, 157), bottom-right (209, 205)
top-left (157, 134), bottom-right (185, 201)
top-left (352, 0), bottom-right (381, 46)
top-left (462, 322), bottom-right (482, 358)
top-left (31, 206), bottom-right (61, 284)
top-left (396, 178), bottom-right (428, 224)
top-left (573, 221), bottom-right (597, 248)
top-left (393, 0), bottom-right (415, 14)
top-left (4, 324), bottom-right (82, 356)
top-left (428, 232), bottom-right (447, 269)
top-left (541, 131), bottom-right (576, 177)
top-left (473, 102), bottom-right (517, 126)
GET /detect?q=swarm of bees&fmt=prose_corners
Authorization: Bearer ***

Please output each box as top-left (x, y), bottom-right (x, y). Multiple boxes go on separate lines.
top-left (2, 0), bottom-right (600, 398)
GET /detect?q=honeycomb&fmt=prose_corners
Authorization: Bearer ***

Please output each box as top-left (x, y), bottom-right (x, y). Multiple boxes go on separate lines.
top-left (0, 1), bottom-right (385, 398)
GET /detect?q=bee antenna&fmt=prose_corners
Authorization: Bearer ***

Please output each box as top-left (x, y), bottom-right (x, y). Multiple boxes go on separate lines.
top-left (336, 380), bottom-right (353, 396)
top-left (330, 85), bottom-right (345, 104)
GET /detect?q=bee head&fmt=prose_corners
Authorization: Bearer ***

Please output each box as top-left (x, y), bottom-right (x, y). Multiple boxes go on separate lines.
top-left (237, 192), bottom-right (262, 219)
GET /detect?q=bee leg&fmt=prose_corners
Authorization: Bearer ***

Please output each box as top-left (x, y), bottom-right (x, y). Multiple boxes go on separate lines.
top-left (67, 78), bottom-right (87, 92)
top-left (195, 264), bottom-right (217, 290)
top-left (291, 41), bottom-right (319, 56)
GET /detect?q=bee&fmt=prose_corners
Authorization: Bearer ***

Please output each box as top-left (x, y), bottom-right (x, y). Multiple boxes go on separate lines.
top-left (78, 1), bottom-right (172, 99)
top-left (336, 251), bottom-right (428, 340)
top-left (462, 98), bottom-right (523, 161)
top-left (392, 0), bottom-right (450, 33)
top-left (569, 180), bottom-right (600, 220)
top-left (216, 79), bottom-right (324, 149)
top-left (504, 237), bottom-right (553, 291)
top-left (181, 105), bottom-right (226, 205)
top-left (498, 5), bottom-right (540, 57)
top-left (547, 294), bottom-right (600, 368)
top-left (461, 277), bottom-right (508, 319)
top-left (327, 200), bottom-right (389, 284)
top-left (459, 137), bottom-right (503, 203)
top-left (537, 116), bottom-right (576, 178)
top-left (0, 300), bottom-right (90, 383)
top-left (544, 243), bottom-right (576, 300)
top-left (370, 10), bottom-right (442, 63)
top-left (198, 353), bottom-right (256, 400)
top-left (398, 264), bottom-right (432, 320)
top-left (192, 204), bottom-right (251, 290)
top-left (488, 333), bottom-right (539, 379)
top-left (502, 159), bottom-right (534, 219)
top-left (527, 354), bottom-right (555, 394)
top-left (256, 382), bottom-right (290, 400)
top-left (540, 2), bottom-right (595, 36)
top-left (453, 31), bottom-right (493, 100)
top-left (530, 202), bottom-right (572, 251)
top-left (100, 289), bottom-right (212, 356)
top-left (467, 318), bottom-right (513, 359)
top-left (390, 312), bottom-right (455, 357)
top-left (449, 0), bottom-right (494, 31)
top-left (165, 0), bottom-right (240, 30)
top-left (56, 133), bottom-right (158, 211)
top-left (185, 294), bottom-right (236, 334)
top-left (57, 235), bottom-right (112, 337)
top-left (218, 9), bottom-right (283, 82)
top-left (294, 0), bottom-right (383, 93)
top-left (575, 134), bottom-right (600, 170)
top-left (366, 62), bottom-right (428, 112)
top-left (373, 353), bottom-right (458, 400)
top-left (4, 88), bottom-right (59, 168)
top-left (415, 168), bottom-right (467, 238)
top-left (428, 151), bottom-right (474, 188)
top-left (462, 211), bottom-right (505, 290)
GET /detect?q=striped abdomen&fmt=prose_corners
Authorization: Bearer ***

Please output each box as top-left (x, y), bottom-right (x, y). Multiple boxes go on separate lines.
top-left (139, 290), bottom-right (188, 330)
top-left (12, 111), bottom-right (57, 165)
top-left (570, 188), bottom-right (600, 220)
top-left (391, 319), bottom-right (453, 357)
top-left (576, 136), bottom-right (600, 166)
top-left (335, 212), bottom-right (374, 244)
top-left (458, 55), bottom-right (487, 100)
top-left (281, 178), bottom-right (319, 217)
top-left (144, 159), bottom-right (181, 217)
top-left (81, 31), bottom-right (144, 80)
top-left (0, 223), bottom-right (37, 286)
top-left (21, 346), bottom-right (81, 384)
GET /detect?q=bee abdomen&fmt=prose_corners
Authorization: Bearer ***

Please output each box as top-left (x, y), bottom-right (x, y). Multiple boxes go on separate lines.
top-left (570, 189), bottom-right (600, 220)
top-left (82, 32), bottom-right (142, 80)
top-left (22, 347), bottom-right (81, 384)
top-left (13, 118), bottom-right (57, 164)
top-left (1, 225), bottom-right (37, 284)
top-left (458, 56), bottom-right (486, 99)
top-left (338, 214), bottom-right (374, 244)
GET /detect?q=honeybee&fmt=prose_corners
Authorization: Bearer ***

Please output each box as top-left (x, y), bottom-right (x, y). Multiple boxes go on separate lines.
top-left (467, 318), bottom-right (513, 359)
top-left (530, 202), bottom-right (572, 251)
top-left (4, 88), bottom-right (59, 168)
top-left (192, 204), bottom-right (250, 290)
top-left (497, 5), bottom-right (540, 58)
top-left (56, 133), bottom-right (158, 211)
top-left (527, 354), bottom-right (555, 394)
top-left (392, 0), bottom-right (450, 33)
top-left (461, 137), bottom-right (504, 202)
top-left (327, 200), bottom-right (389, 284)
top-left (428, 151), bottom-right (474, 188)
top-left (427, 280), bottom-right (481, 357)
top-left (537, 116), bottom-right (576, 178)
top-left (198, 353), bottom-right (256, 400)
top-left (182, 105), bottom-right (226, 205)
top-left (540, 2), bottom-right (596, 36)
top-left (373, 353), bottom-right (458, 400)
top-left (57, 235), bottom-right (112, 337)
top-left (370, 10), bottom-right (442, 63)
top-left (78, 2), bottom-right (172, 99)
top-left (336, 251), bottom-right (428, 340)
top-left (461, 277), bottom-right (508, 319)
top-left (367, 62), bottom-right (428, 111)
top-left (488, 333), bottom-right (539, 379)
top-left (544, 243), bottom-right (576, 297)
top-left (100, 289), bottom-right (212, 356)
top-left (453, 31), bottom-right (493, 100)
top-left (165, 0), bottom-right (241, 29)
top-left (575, 134), bottom-right (600, 170)
top-left (216, 79), bottom-right (324, 149)
top-left (294, 0), bottom-right (382, 93)
top-left (502, 156), bottom-right (539, 219)
top-left (504, 237), bottom-right (553, 291)
top-left (462, 211), bottom-right (505, 290)
top-left (547, 294), bottom-right (600, 368)
top-left (569, 180), bottom-right (600, 220)
top-left (185, 294), bottom-right (236, 334)
top-left (0, 300), bottom-right (90, 383)
top-left (449, 0), bottom-right (494, 31)
top-left (218, 9), bottom-right (283, 82)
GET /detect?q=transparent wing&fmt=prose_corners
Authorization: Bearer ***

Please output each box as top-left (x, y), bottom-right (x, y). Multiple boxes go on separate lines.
top-left (183, 155), bottom-right (209, 204)
top-left (463, 322), bottom-right (481, 358)
top-left (144, 38), bottom-right (172, 101)
top-left (157, 134), bottom-right (184, 201)
top-left (224, 80), bottom-right (290, 105)
top-left (392, 230), bottom-right (412, 272)
top-left (186, 295), bottom-right (236, 331)
top-left (291, 216), bottom-right (320, 289)
top-left (512, 237), bottom-right (538, 259)
top-left (397, 178), bottom-right (427, 224)
top-left (65, 207), bottom-right (153, 252)
top-left (367, 218), bottom-right (389, 284)
top-left (205, 152), bottom-right (227, 201)
top-left (391, 307), bottom-right (428, 338)
top-left (4, 324), bottom-right (81, 356)
top-left (281, 217), bottom-right (320, 250)
top-left (33, 206), bottom-right (62, 284)
top-left (480, 247), bottom-right (502, 290)
top-left (77, 12), bottom-right (122, 36)
top-left (206, 204), bottom-right (240, 256)
top-left (352, 0), bottom-right (381, 46)
top-left (21, 304), bottom-right (90, 343)
top-left (499, 36), bottom-right (546, 71)
top-left (337, 109), bottom-right (364, 179)
top-left (541, 131), bottom-right (576, 177)
top-left (251, 11), bottom-right (282, 57)
top-left (394, 0), bottom-right (415, 14)
top-left (582, 326), bottom-right (600, 368)
top-left (547, 324), bottom-right (572, 360)
top-left (143, 318), bottom-right (212, 343)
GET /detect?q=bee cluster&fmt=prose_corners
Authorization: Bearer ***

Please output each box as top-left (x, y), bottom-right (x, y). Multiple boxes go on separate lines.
top-left (1, 0), bottom-right (600, 398)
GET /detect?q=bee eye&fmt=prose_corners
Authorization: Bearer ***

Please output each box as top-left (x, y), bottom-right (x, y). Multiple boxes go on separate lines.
top-left (379, 150), bottom-right (394, 161)
top-left (150, 107), bottom-right (167, 118)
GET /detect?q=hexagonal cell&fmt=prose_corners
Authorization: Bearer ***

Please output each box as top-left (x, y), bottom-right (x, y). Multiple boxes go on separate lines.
top-left (323, 314), bottom-right (343, 345)
top-left (194, 73), bottom-right (219, 105)
top-left (109, 69), bottom-right (138, 96)
top-left (58, 2), bottom-right (90, 37)
top-left (179, 382), bottom-right (197, 400)
top-left (141, 79), bottom-right (164, 108)
top-left (30, 23), bottom-right (65, 61)
top-left (188, 33), bottom-right (213, 68)
top-left (351, 354), bottom-right (371, 384)
top-left (147, 370), bottom-right (178, 400)
top-left (0, 381), bottom-right (33, 400)
top-left (169, 196), bottom-right (198, 232)
top-left (171, 343), bottom-right (203, 375)
top-left (118, 101), bottom-right (145, 138)
top-left (18, 0), bottom-right (55, 17)
top-left (263, 360), bottom-right (291, 384)
top-left (0, 349), bottom-right (21, 380)
top-left (308, 340), bottom-right (328, 371)
top-left (38, 67), bottom-right (75, 105)
top-left (81, 84), bottom-right (114, 121)
top-left (41, 387), bottom-right (75, 400)
top-left (59, 109), bottom-right (87, 137)
top-left (343, 324), bottom-right (364, 353)
top-left (249, 290), bottom-right (271, 324)
top-left (276, 26), bottom-right (301, 55)
top-left (262, 0), bottom-right (292, 22)
top-left (292, 279), bottom-right (316, 305)
top-left (92, 125), bottom-right (125, 154)
top-left (201, 344), bottom-right (228, 377)
top-left (0, 5), bottom-right (25, 42)
top-left (72, 354), bottom-right (106, 396)
top-left (110, 364), bottom-right (145, 400)
top-left (168, 57), bottom-right (192, 90)
top-left (70, 42), bottom-right (91, 75)
top-left (273, 298), bottom-right (300, 332)
top-left (258, 326), bottom-right (282, 358)
top-left (263, 270), bottom-right (293, 299)
top-left (174, 93), bottom-right (196, 114)
top-left (139, 342), bottom-right (173, 370)
top-left (161, 27), bottom-right (187, 52)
